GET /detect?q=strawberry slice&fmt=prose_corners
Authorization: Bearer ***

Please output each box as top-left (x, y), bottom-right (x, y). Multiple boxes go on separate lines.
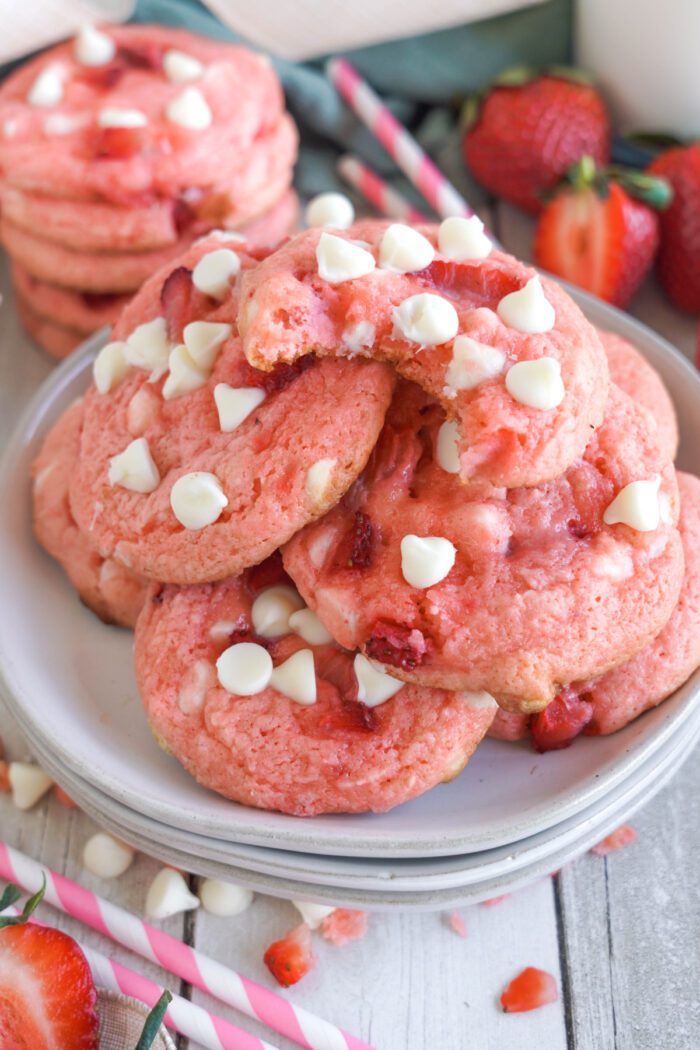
top-left (94, 124), bottom-right (148, 160)
top-left (320, 909), bottom-right (369, 946)
top-left (590, 824), bottom-right (637, 857)
top-left (264, 923), bottom-right (315, 987)
top-left (160, 265), bottom-right (195, 342)
top-left (530, 687), bottom-right (593, 753)
top-left (365, 621), bottom-right (429, 671)
top-left (501, 967), bottom-right (558, 1013)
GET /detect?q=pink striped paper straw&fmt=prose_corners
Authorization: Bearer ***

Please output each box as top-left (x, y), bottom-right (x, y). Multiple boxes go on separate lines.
top-left (0, 842), bottom-right (374, 1050)
top-left (3, 904), bottom-right (277, 1050)
top-left (337, 154), bottom-right (429, 223)
top-left (328, 57), bottom-right (472, 221)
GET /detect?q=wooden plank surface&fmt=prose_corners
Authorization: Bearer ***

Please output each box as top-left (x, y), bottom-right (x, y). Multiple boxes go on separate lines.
top-left (0, 202), bottom-right (698, 1050)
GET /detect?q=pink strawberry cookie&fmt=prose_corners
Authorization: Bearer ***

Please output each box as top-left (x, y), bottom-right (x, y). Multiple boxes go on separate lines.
top-left (32, 400), bottom-right (147, 627)
top-left (134, 561), bottom-right (496, 815)
top-left (16, 295), bottom-right (86, 359)
top-left (283, 381), bottom-right (683, 713)
top-left (239, 218), bottom-right (609, 488)
top-left (69, 236), bottom-right (394, 584)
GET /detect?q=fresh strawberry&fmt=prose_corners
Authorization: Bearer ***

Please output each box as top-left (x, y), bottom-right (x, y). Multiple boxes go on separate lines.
top-left (160, 265), bottom-right (195, 341)
top-left (649, 144), bottom-right (700, 311)
top-left (364, 621), bottom-right (429, 671)
top-left (590, 824), bottom-right (637, 857)
top-left (264, 923), bottom-right (315, 987)
top-left (464, 67), bottom-right (610, 213)
top-left (94, 124), bottom-right (148, 160)
top-left (320, 909), bottom-right (369, 946)
top-left (501, 966), bottom-right (558, 1013)
top-left (534, 157), bottom-right (670, 307)
top-left (530, 687), bottom-right (593, 753)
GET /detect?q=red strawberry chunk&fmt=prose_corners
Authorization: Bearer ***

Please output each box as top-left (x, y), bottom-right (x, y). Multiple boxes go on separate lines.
top-left (118, 42), bottom-right (164, 70)
top-left (530, 687), bottom-right (593, 753)
top-left (349, 511), bottom-right (375, 568)
top-left (365, 621), bottom-right (429, 671)
top-left (53, 785), bottom-right (77, 808)
top-left (590, 824), bottom-right (637, 857)
top-left (448, 911), bottom-right (467, 937)
top-left (246, 551), bottom-right (292, 594)
top-left (94, 124), bottom-right (148, 160)
top-left (160, 265), bottom-right (195, 341)
top-left (320, 909), bottom-right (369, 945)
top-left (264, 923), bottom-right (315, 987)
top-left (0, 760), bottom-right (9, 792)
top-left (500, 967), bottom-right (558, 1013)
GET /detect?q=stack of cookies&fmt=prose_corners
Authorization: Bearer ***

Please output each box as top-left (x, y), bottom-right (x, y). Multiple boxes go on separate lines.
top-left (31, 210), bottom-right (700, 817)
top-left (0, 23), bottom-right (298, 357)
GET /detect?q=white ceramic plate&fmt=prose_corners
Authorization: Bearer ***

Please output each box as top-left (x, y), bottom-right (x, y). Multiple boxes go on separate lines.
top-left (1, 292), bottom-right (699, 859)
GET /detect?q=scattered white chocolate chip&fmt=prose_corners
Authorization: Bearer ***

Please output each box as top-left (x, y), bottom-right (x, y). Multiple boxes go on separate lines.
top-left (292, 901), bottom-right (335, 929)
top-left (316, 232), bottom-right (376, 283)
top-left (93, 341), bottom-right (129, 394)
top-left (74, 25), bottom-right (115, 66)
top-left (354, 653), bottom-right (404, 707)
top-left (162, 344), bottom-right (207, 400)
top-left (170, 472), bottom-right (228, 529)
top-left (445, 334), bottom-right (505, 391)
top-left (178, 659), bottom-right (214, 714)
top-left (497, 275), bottom-right (555, 334)
top-left (505, 357), bottom-right (565, 410)
top-left (166, 86), bottom-right (212, 130)
top-left (462, 691), bottom-right (498, 711)
top-left (192, 250), bottom-right (240, 300)
top-left (400, 534), bottom-right (456, 589)
top-left (342, 320), bottom-right (376, 354)
top-left (125, 317), bottom-right (171, 376)
top-left (8, 762), bottom-right (53, 810)
top-left (199, 879), bottom-right (253, 917)
top-left (251, 585), bottom-right (305, 639)
top-left (108, 438), bottom-right (160, 493)
top-left (183, 320), bottom-right (231, 369)
top-left (379, 224), bottom-right (434, 273)
top-left (288, 608), bottom-right (333, 645)
top-left (214, 384), bottom-right (265, 432)
top-left (145, 868), bottom-right (199, 920)
top-left (438, 216), bottom-right (492, 260)
top-left (305, 458), bottom-right (336, 504)
top-left (27, 67), bottom-right (63, 108)
top-left (436, 419), bottom-right (460, 474)
top-left (393, 293), bottom-right (459, 346)
top-left (163, 48), bottom-right (204, 83)
top-left (603, 478), bottom-right (661, 533)
top-left (305, 192), bottom-right (355, 230)
top-left (83, 832), bottom-right (134, 879)
top-left (97, 108), bottom-right (148, 128)
top-left (269, 649), bottom-right (317, 705)
top-left (216, 641), bottom-right (273, 695)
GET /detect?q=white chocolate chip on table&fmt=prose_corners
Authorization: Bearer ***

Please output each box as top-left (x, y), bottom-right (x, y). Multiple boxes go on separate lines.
top-left (199, 879), bottom-right (253, 917)
top-left (83, 832), bottom-right (135, 879)
top-left (145, 868), bottom-right (200, 920)
top-left (8, 762), bottom-right (53, 810)
top-left (293, 900), bottom-right (336, 929)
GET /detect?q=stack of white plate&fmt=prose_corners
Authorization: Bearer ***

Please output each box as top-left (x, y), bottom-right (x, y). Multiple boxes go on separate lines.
top-left (1, 289), bottom-right (699, 910)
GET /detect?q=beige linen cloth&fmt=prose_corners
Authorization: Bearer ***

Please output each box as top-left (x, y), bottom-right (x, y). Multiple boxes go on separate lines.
top-left (98, 990), bottom-right (176, 1050)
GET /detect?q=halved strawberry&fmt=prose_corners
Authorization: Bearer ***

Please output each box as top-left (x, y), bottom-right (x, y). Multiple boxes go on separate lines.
top-left (94, 124), bottom-right (148, 160)
top-left (530, 687), bottom-right (593, 753)
top-left (264, 923), bottom-right (315, 987)
top-left (590, 824), bottom-right (637, 856)
top-left (320, 909), bottom-right (369, 946)
top-left (500, 967), bottom-right (558, 1013)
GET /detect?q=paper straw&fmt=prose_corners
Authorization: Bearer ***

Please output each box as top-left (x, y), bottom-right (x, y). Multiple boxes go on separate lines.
top-left (0, 842), bottom-right (374, 1050)
top-left (337, 154), bottom-right (429, 223)
top-left (327, 57), bottom-right (472, 221)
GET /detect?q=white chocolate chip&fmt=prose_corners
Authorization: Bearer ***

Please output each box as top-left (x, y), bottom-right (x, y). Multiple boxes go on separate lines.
top-left (505, 357), bottom-right (565, 410)
top-left (170, 472), bottom-right (227, 529)
top-left (27, 68), bottom-right (63, 108)
top-left (251, 585), bottom-right (304, 639)
top-left (445, 334), bottom-right (505, 391)
top-left (269, 649), bottom-right (317, 705)
top-left (83, 832), bottom-right (134, 879)
top-left (74, 25), bottom-right (115, 66)
top-left (166, 86), bottom-right (212, 130)
top-left (603, 478), bottom-right (661, 533)
top-left (438, 216), bottom-right (492, 260)
top-left (162, 344), bottom-right (208, 400)
top-left (97, 108), bottom-right (147, 128)
top-left (178, 659), bottom-right (214, 713)
top-left (393, 293), bottom-right (459, 346)
top-left (125, 317), bottom-right (171, 376)
top-left (354, 653), bottom-right (404, 707)
top-left (43, 113), bottom-right (83, 135)
top-left (183, 320), bottom-right (231, 368)
top-left (316, 232), bottom-right (376, 284)
top-left (192, 250), bottom-right (240, 300)
top-left (126, 387), bottom-right (159, 436)
top-left (436, 420), bottom-right (460, 474)
top-left (400, 534), bottom-right (456, 589)
top-left (379, 224), bottom-right (434, 273)
top-left (342, 320), bottom-right (376, 354)
top-left (93, 341), bottom-right (129, 394)
top-left (216, 642), bottom-right (273, 695)
top-left (163, 48), bottom-right (204, 83)
top-left (497, 275), bottom-right (555, 334)
top-left (207, 229), bottom-right (247, 243)
top-left (293, 901), bottom-right (335, 929)
top-left (209, 619), bottom-right (239, 641)
top-left (288, 608), bottom-right (333, 645)
top-left (108, 438), bottom-right (160, 493)
top-left (214, 384), bottom-right (265, 432)
top-left (199, 879), bottom-right (253, 917)
top-left (305, 458), bottom-right (336, 505)
top-left (305, 192), bottom-right (355, 230)
top-left (145, 868), bottom-right (199, 920)
top-left (8, 762), bottom-right (52, 810)
top-left (462, 691), bottom-right (498, 711)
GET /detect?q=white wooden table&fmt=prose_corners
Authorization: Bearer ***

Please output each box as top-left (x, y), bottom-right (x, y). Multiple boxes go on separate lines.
top-left (1, 205), bottom-right (698, 1050)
